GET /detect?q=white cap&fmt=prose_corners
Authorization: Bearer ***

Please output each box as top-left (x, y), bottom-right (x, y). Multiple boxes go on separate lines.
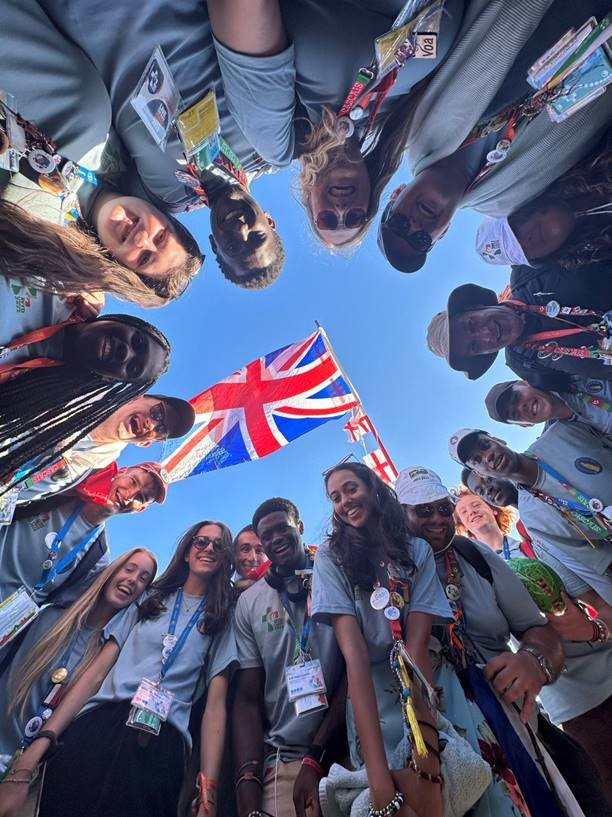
top-left (448, 428), bottom-right (483, 465)
top-left (475, 217), bottom-right (531, 267)
top-left (394, 466), bottom-right (451, 505)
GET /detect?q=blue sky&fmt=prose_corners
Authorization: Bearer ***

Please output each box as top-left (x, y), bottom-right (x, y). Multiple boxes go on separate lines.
top-left (108, 158), bottom-right (537, 569)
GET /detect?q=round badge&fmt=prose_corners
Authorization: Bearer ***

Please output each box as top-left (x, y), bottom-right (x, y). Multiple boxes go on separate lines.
top-left (384, 606), bottom-right (401, 621)
top-left (349, 106), bottom-right (366, 122)
top-left (496, 138), bottom-right (511, 153)
top-left (486, 149), bottom-right (506, 164)
top-left (27, 148), bottom-right (55, 175)
top-left (44, 532), bottom-right (58, 550)
top-left (603, 506), bottom-right (612, 521)
top-left (162, 634), bottom-right (177, 649)
top-left (390, 591), bottom-right (405, 610)
top-left (41, 708), bottom-right (53, 721)
top-left (24, 716), bottom-right (43, 738)
top-left (445, 583), bottom-right (462, 602)
top-left (370, 586), bottom-right (390, 611)
top-left (546, 300), bottom-right (561, 318)
top-left (51, 667), bottom-right (69, 685)
top-left (41, 559), bottom-right (54, 571)
top-left (589, 498), bottom-right (604, 513)
top-left (335, 116), bottom-right (355, 139)
top-left (161, 646), bottom-right (172, 661)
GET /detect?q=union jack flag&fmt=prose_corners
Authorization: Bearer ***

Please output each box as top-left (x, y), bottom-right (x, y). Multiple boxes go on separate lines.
top-left (343, 406), bottom-right (374, 442)
top-left (161, 329), bottom-right (358, 482)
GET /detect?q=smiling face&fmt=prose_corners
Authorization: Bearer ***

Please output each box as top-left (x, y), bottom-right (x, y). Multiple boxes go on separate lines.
top-left (68, 319), bottom-right (166, 383)
top-left (256, 510), bottom-right (303, 570)
top-left (103, 551), bottom-right (156, 609)
top-left (403, 499), bottom-right (456, 551)
top-left (455, 495), bottom-right (498, 537)
top-left (209, 188), bottom-right (278, 276)
top-left (464, 434), bottom-right (519, 479)
top-left (185, 523), bottom-right (226, 581)
top-left (307, 142), bottom-right (370, 246)
top-left (234, 530), bottom-right (265, 579)
top-left (505, 382), bottom-right (554, 425)
top-left (92, 395), bottom-right (170, 445)
top-left (508, 200), bottom-right (575, 261)
top-left (93, 195), bottom-right (187, 278)
top-left (326, 468), bottom-right (375, 529)
top-left (106, 466), bottom-right (160, 514)
top-left (465, 471), bottom-right (518, 508)
top-left (451, 305), bottom-right (525, 358)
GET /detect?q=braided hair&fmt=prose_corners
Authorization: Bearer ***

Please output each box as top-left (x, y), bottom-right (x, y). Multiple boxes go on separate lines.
top-left (0, 313), bottom-right (170, 489)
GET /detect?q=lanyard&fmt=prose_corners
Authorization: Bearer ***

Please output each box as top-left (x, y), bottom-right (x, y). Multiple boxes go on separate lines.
top-left (18, 456), bottom-right (67, 489)
top-left (280, 591), bottom-right (311, 662)
top-left (159, 589), bottom-right (207, 681)
top-left (502, 537), bottom-right (512, 561)
top-left (34, 505), bottom-right (102, 591)
top-left (0, 316), bottom-right (82, 384)
top-left (529, 457), bottom-right (612, 541)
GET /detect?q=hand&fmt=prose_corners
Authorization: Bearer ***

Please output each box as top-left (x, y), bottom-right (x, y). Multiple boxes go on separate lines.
top-left (484, 650), bottom-right (545, 723)
top-left (546, 593), bottom-right (592, 641)
top-left (62, 291), bottom-right (105, 320)
top-left (0, 782), bottom-right (30, 817)
top-left (390, 769), bottom-right (438, 817)
top-left (293, 762), bottom-right (322, 817)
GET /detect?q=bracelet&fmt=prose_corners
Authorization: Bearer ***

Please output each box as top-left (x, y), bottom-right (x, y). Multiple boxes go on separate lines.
top-left (1, 767), bottom-right (34, 785)
top-left (246, 812), bottom-right (274, 817)
top-left (518, 646), bottom-right (555, 685)
top-left (302, 755), bottom-right (325, 776)
top-left (368, 791), bottom-right (404, 817)
top-left (306, 743), bottom-right (327, 765)
top-left (408, 756), bottom-right (443, 785)
top-left (590, 617), bottom-right (610, 643)
top-left (235, 771), bottom-right (263, 791)
top-left (236, 759), bottom-right (261, 776)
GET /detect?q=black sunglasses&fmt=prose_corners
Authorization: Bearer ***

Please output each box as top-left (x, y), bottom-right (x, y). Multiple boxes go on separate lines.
top-left (413, 500), bottom-right (455, 518)
top-left (381, 203), bottom-right (433, 252)
top-left (315, 209), bottom-right (367, 231)
top-left (192, 535), bottom-right (224, 552)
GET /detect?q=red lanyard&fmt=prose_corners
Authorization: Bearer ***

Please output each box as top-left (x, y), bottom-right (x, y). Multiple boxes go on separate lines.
top-left (504, 299), bottom-right (608, 353)
top-left (0, 316), bottom-right (81, 384)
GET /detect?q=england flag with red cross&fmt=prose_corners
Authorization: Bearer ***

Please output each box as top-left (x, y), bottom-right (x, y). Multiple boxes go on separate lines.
top-left (161, 329), bottom-right (358, 482)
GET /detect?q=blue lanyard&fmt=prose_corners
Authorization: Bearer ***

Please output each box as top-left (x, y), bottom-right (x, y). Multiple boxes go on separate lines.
top-left (502, 537), bottom-right (511, 561)
top-left (34, 504), bottom-right (102, 591)
top-left (280, 591), bottom-right (311, 660)
top-left (536, 459), bottom-right (599, 514)
top-left (160, 589), bottom-right (207, 681)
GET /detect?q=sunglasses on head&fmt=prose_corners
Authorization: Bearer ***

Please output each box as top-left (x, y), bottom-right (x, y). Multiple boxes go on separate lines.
top-left (315, 209), bottom-right (367, 231)
top-left (381, 203), bottom-right (433, 252)
top-left (192, 535), bottom-right (224, 552)
top-left (413, 500), bottom-right (455, 518)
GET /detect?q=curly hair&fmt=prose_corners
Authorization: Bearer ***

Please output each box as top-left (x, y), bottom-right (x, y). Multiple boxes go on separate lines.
top-left (139, 520), bottom-right (235, 637)
top-left (213, 229), bottom-right (285, 289)
top-left (252, 497), bottom-right (300, 534)
top-left (0, 200), bottom-right (200, 306)
top-left (324, 462), bottom-right (414, 590)
top-left (296, 77), bottom-right (433, 250)
top-left (451, 485), bottom-right (516, 536)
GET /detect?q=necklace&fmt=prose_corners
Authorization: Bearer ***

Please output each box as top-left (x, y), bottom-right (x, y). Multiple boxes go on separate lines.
top-left (182, 592), bottom-right (205, 614)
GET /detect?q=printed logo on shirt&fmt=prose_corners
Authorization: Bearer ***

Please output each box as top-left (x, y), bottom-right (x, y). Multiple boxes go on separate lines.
top-left (261, 607), bottom-right (284, 633)
top-left (574, 457), bottom-right (603, 475)
top-left (11, 283), bottom-right (39, 314)
top-left (585, 379), bottom-right (604, 395)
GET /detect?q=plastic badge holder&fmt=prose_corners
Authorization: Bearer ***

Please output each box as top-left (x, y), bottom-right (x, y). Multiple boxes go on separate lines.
top-left (176, 89), bottom-right (221, 160)
top-left (130, 46), bottom-right (181, 150)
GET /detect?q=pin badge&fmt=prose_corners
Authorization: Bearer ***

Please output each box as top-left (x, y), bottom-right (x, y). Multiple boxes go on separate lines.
top-left (50, 667), bottom-right (68, 685)
top-left (486, 148), bottom-right (507, 164)
top-left (27, 149), bottom-right (55, 175)
top-left (45, 532), bottom-right (58, 550)
top-left (162, 634), bottom-right (177, 649)
top-left (390, 591), bottom-right (405, 610)
top-left (348, 106), bottom-right (367, 122)
top-left (41, 708), bottom-right (53, 721)
top-left (445, 583), bottom-right (461, 601)
top-left (384, 606), bottom-right (401, 621)
top-left (546, 300), bottom-right (561, 318)
top-left (41, 559), bottom-right (54, 571)
top-left (162, 647), bottom-right (172, 660)
top-left (335, 116), bottom-right (355, 139)
top-left (370, 586), bottom-right (390, 610)
top-left (589, 498), bottom-right (604, 513)
top-left (24, 716), bottom-right (43, 738)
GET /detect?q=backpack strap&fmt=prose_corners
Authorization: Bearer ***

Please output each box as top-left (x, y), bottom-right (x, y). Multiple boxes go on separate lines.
top-left (452, 536), bottom-right (493, 585)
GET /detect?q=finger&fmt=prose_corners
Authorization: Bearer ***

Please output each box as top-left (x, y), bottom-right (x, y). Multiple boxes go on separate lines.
top-left (520, 690), bottom-right (537, 723)
top-left (490, 666), bottom-right (517, 694)
top-left (483, 655), bottom-right (506, 680)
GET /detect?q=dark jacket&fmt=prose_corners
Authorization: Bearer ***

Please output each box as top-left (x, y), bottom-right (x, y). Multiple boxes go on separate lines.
top-left (505, 261), bottom-right (612, 391)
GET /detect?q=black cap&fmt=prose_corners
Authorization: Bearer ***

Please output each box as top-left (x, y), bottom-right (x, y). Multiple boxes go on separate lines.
top-left (148, 395), bottom-right (195, 439)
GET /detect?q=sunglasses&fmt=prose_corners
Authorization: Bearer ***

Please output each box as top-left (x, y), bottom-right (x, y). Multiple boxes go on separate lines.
top-left (381, 203), bottom-right (433, 252)
top-left (413, 501), bottom-right (455, 518)
top-left (315, 209), bottom-right (367, 231)
top-left (192, 535), bottom-right (224, 552)
top-left (149, 402), bottom-right (168, 438)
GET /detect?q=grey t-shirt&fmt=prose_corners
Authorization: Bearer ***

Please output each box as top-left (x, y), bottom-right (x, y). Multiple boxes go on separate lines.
top-left (214, 0), bottom-right (465, 166)
top-left (0, 502), bottom-right (109, 605)
top-left (561, 376), bottom-right (612, 436)
top-left (39, 0), bottom-right (266, 212)
top-left (434, 540), bottom-right (546, 663)
top-left (81, 590), bottom-right (237, 747)
top-left (518, 421), bottom-right (612, 583)
top-left (523, 550), bottom-right (612, 724)
top-left (0, 603), bottom-right (114, 770)
top-left (234, 574), bottom-right (343, 762)
top-left (311, 537), bottom-right (451, 766)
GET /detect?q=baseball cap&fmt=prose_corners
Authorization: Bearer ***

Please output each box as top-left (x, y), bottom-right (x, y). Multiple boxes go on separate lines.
top-left (149, 394), bottom-right (195, 439)
top-left (133, 461), bottom-right (168, 504)
top-left (448, 428), bottom-right (484, 466)
top-left (485, 381), bottom-right (517, 424)
top-left (394, 466), bottom-right (451, 505)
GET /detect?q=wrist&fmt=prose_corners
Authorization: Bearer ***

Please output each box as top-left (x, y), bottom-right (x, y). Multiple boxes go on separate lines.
top-left (518, 646), bottom-right (555, 685)
top-left (590, 617), bottom-right (610, 643)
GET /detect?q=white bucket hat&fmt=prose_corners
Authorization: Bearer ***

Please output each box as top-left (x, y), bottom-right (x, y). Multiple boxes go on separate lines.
top-left (394, 466), bottom-right (452, 505)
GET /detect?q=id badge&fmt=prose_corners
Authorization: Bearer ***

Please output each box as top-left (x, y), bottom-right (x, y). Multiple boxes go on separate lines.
top-left (126, 705), bottom-right (162, 736)
top-left (0, 486), bottom-right (19, 526)
top-left (294, 692), bottom-right (328, 717)
top-left (131, 678), bottom-right (174, 721)
top-left (285, 659), bottom-right (327, 703)
top-left (0, 587), bottom-right (39, 649)
top-left (130, 46), bottom-right (181, 149)
top-left (176, 89), bottom-right (220, 159)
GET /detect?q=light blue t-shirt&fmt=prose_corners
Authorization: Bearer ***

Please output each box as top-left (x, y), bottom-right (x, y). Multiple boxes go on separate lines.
top-left (81, 590), bottom-right (237, 747)
top-left (311, 536), bottom-right (451, 766)
top-left (234, 571), bottom-right (343, 762)
top-left (561, 376), bottom-right (612, 435)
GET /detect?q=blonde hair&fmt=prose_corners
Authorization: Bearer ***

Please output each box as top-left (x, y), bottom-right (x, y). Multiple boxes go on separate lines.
top-left (10, 547), bottom-right (157, 716)
top-left (0, 200), bottom-right (196, 307)
top-left (451, 485), bottom-right (516, 537)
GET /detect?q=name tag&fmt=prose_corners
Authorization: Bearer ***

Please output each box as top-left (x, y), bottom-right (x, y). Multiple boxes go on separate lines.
top-left (131, 677), bottom-right (174, 721)
top-left (0, 587), bottom-right (39, 648)
top-left (285, 659), bottom-right (328, 717)
top-left (415, 33), bottom-right (438, 59)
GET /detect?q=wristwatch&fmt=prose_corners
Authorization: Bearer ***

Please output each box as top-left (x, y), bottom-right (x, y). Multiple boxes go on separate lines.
top-left (518, 645), bottom-right (555, 684)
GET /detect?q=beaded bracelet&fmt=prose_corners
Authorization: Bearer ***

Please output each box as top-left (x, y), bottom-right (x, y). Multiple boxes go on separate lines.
top-left (246, 811), bottom-right (274, 817)
top-left (367, 791), bottom-right (404, 817)
top-left (1, 767), bottom-right (34, 785)
top-left (591, 617), bottom-right (610, 643)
